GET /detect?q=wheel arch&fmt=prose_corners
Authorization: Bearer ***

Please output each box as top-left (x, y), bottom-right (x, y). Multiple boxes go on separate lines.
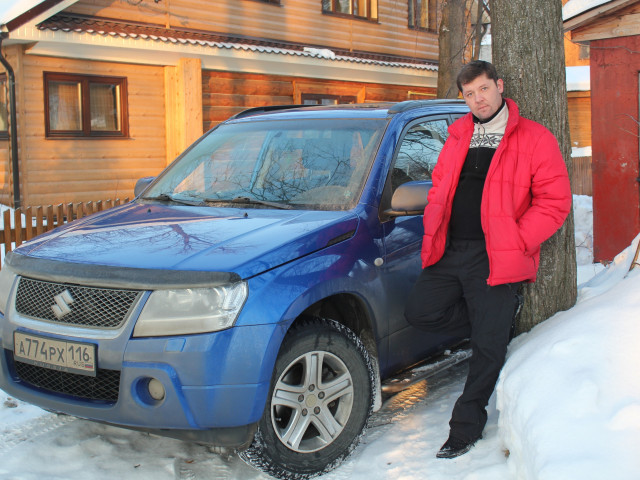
top-left (289, 293), bottom-right (383, 412)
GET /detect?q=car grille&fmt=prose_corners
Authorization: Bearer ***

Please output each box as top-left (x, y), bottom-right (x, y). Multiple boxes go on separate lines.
top-left (14, 277), bottom-right (141, 328)
top-left (14, 360), bottom-right (120, 403)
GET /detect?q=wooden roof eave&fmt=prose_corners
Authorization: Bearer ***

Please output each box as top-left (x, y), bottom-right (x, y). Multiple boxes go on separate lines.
top-left (2, 0), bottom-right (79, 33)
top-left (563, 0), bottom-right (639, 32)
top-left (6, 25), bottom-right (439, 88)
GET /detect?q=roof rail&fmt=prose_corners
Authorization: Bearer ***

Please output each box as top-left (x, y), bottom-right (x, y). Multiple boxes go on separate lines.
top-left (387, 98), bottom-right (466, 114)
top-left (231, 104), bottom-right (311, 120)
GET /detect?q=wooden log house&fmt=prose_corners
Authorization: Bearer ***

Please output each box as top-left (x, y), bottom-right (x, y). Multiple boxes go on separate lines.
top-left (0, 0), bottom-right (441, 207)
top-left (0, 0), bottom-right (594, 208)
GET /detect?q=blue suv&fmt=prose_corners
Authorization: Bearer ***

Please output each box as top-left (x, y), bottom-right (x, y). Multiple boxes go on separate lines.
top-left (0, 100), bottom-right (468, 478)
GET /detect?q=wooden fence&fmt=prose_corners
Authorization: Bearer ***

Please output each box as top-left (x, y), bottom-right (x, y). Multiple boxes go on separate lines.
top-left (571, 156), bottom-right (592, 196)
top-left (0, 198), bottom-right (129, 268)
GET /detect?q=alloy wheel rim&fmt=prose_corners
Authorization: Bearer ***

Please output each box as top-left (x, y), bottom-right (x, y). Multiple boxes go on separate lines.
top-left (270, 350), bottom-right (354, 453)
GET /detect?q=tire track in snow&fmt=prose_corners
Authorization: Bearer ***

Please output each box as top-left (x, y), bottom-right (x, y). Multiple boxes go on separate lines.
top-left (370, 361), bottom-right (468, 429)
top-left (0, 412), bottom-right (76, 454)
top-left (174, 446), bottom-right (263, 480)
top-left (316, 362), bottom-right (469, 480)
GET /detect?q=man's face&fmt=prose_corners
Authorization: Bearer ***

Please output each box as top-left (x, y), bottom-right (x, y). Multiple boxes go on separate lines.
top-left (460, 73), bottom-right (504, 121)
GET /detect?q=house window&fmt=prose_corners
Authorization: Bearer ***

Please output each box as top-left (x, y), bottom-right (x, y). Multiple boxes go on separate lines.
top-left (44, 72), bottom-right (129, 138)
top-left (322, 0), bottom-right (378, 21)
top-left (409, 0), bottom-right (437, 31)
top-left (579, 44), bottom-right (590, 60)
top-left (0, 74), bottom-right (7, 139)
top-left (301, 94), bottom-right (358, 105)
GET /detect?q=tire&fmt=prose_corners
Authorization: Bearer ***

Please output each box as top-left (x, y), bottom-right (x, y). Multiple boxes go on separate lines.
top-left (239, 318), bottom-right (375, 479)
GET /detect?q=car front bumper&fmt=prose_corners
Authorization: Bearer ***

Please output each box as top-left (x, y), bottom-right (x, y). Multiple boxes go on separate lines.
top-left (0, 321), bottom-right (282, 447)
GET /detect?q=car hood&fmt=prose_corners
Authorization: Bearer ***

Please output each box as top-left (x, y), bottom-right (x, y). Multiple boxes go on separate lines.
top-left (13, 202), bottom-right (360, 280)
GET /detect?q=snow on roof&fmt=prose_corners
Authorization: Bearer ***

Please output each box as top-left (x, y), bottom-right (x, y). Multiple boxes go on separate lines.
top-left (567, 65), bottom-right (590, 91)
top-left (563, 0), bottom-right (613, 20)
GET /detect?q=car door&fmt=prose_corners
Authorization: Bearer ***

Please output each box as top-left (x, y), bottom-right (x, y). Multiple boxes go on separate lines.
top-left (379, 115), bottom-right (455, 374)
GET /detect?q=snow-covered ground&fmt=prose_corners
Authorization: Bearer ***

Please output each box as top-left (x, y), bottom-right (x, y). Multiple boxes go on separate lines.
top-left (0, 195), bottom-right (638, 480)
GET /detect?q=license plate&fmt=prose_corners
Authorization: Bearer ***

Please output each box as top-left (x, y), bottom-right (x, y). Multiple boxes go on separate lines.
top-left (13, 332), bottom-right (96, 377)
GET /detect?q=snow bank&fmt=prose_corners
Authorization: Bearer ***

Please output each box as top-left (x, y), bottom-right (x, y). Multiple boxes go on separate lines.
top-left (497, 235), bottom-right (640, 480)
top-left (573, 194), bottom-right (594, 267)
top-left (566, 66), bottom-right (590, 92)
top-left (571, 146), bottom-right (592, 157)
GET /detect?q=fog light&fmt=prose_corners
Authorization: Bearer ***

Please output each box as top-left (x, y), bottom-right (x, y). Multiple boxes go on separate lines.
top-left (148, 378), bottom-right (165, 401)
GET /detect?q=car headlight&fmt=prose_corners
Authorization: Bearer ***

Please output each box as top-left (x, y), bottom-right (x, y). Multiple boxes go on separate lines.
top-left (133, 282), bottom-right (248, 337)
top-left (0, 267), bottom-right (17, 316)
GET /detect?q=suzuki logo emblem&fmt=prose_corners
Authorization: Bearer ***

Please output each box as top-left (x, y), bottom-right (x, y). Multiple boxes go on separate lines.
top-left (52, 290), bottom-right (74, 319)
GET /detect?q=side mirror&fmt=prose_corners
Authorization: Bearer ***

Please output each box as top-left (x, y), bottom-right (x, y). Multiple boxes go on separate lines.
top-left (384, 180), bottom-right (431, 217)
top-left (134, 176), bottom-right (155, 197)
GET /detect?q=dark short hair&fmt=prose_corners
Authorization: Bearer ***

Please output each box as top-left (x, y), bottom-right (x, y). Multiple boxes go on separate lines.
top-left (456, 60), bottom-right (500, 92)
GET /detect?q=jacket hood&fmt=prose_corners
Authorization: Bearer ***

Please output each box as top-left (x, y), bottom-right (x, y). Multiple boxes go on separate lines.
top-left (12, 202), bottom-right (359, 281)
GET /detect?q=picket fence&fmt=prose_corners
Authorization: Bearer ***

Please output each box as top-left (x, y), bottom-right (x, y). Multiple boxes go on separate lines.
top-left (0, 198), bottom-right (130, 269)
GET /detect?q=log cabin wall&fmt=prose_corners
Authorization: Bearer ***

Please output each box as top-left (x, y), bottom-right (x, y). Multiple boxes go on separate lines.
top-left (8, 46), bottom-right (167, 207)
top-left (202, 70), bottom-right (437, 131)
top-left (567, 91), bottom-right (591, 148)
top-left (0, 0), bottom-right (439, 206)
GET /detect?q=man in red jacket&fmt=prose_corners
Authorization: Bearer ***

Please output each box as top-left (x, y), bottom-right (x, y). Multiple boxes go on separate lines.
top-left (405, 60), bottom-right (571, 459)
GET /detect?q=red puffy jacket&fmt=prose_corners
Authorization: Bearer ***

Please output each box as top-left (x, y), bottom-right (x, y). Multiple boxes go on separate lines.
top-left (421, 98), bottom-right (572, 286)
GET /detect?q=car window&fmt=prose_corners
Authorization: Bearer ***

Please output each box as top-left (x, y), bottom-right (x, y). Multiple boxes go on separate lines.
top-left (391, 118), bottom-right (449, 191)
top-left (145, 118), bottom-right (387, 210)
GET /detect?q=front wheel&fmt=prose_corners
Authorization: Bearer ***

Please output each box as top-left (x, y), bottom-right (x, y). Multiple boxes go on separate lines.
top-left (239, 318), bottom-right (375, 479)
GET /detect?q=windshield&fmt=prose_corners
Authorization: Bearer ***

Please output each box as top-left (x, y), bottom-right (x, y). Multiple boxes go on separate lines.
top-left (144, 117), bottom-right (387, 210)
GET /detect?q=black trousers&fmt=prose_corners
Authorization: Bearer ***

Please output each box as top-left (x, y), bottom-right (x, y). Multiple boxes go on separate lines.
top-left (404, 238), bottom-right (520, 443)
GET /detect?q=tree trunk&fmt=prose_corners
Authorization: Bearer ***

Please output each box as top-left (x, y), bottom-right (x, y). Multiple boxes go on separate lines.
top-left (490, 0), bottom-right (577, 333)
top-left (473, 0), bottom-right (486, 60)
top-left (437, 0), bottom-right (467, 98)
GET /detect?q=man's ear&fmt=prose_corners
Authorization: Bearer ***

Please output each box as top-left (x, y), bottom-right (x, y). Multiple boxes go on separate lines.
top-left (496, 79), bottom-right (504, 94)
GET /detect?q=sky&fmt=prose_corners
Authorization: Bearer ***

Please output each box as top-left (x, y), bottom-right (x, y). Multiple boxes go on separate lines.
top-left (0, 0), bottom-right (45, 26)
top-left (0, 194), bottom-right (638, 480)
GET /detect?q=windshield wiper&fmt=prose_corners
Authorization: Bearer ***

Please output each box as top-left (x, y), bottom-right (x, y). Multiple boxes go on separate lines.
top-left (141, 193), bottom-right (204, 206)
top-left (204, 196), bottom-right (293, 210)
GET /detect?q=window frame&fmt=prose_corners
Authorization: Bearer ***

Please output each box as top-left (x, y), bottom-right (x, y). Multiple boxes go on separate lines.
top-left (322, 0), bottom-right (379, 22)
top-left (301, 93), bottom-right (358, 105)
top-left (390, 115), bottom-right (450, 190)
top-left (0, 73), bottom-right (7, 140)
top-left (44, 72), bottom-right (129, 139)
top-left (408, 0), bottom-right (438, 32)
top-left (379, 113), bottom-right (452, 222)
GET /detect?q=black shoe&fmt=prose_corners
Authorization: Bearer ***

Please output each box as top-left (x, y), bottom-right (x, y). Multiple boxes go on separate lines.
top-left (436, 436), bottom-right (478, 459)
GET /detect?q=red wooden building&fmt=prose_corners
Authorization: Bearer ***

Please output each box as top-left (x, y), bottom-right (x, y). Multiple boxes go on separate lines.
top-left (564, 0), bottom-right (640, 261)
